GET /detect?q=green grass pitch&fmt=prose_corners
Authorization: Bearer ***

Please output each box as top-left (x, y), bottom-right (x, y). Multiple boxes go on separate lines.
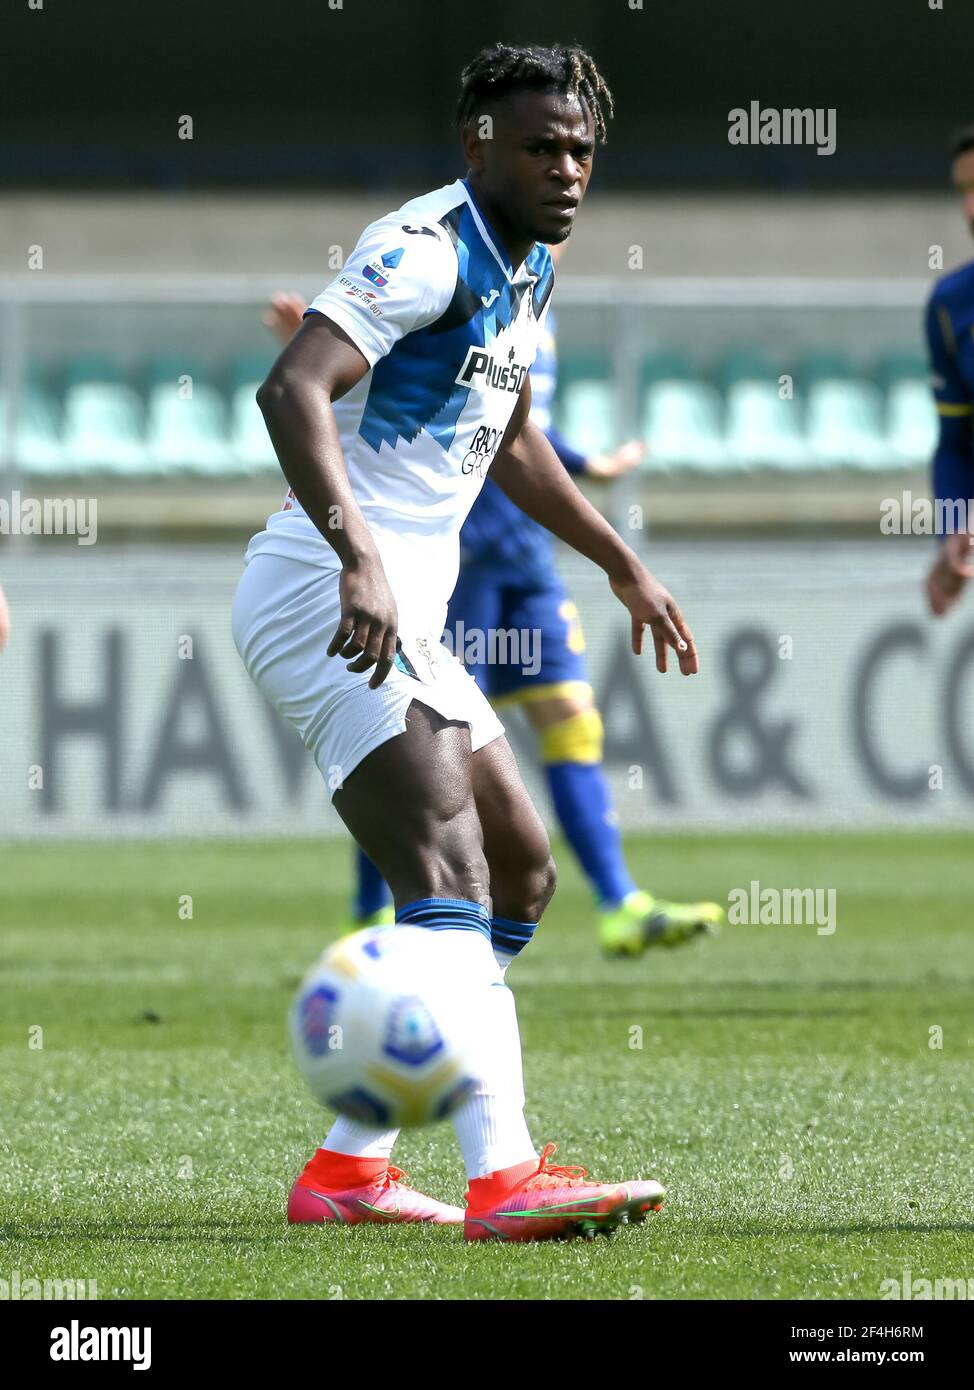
top-left (2, 833), bottom-right (972, 1300)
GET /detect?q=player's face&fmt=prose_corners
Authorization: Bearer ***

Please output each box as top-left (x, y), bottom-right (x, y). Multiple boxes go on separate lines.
top-left (951, 148), bottom-right (974, 235)
top-left (469, 91), bottom-right (595, 247)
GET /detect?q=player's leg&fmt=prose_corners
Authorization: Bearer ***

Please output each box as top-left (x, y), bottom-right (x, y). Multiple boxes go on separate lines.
top-left (347, 847), bottom-right (394, 930)
top-left (341, 561), bottom-right (506, 933)
top-left (233, 556), bottom-right (523, 1223)
top-left (460, 735), bottom-right (665, 1243)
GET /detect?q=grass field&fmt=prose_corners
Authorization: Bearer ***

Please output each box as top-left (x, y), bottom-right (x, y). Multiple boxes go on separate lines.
top-left (2, 832), bottom-right (972, 1301)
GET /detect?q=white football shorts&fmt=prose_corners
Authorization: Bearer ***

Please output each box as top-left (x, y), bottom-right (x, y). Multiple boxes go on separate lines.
top-left (231, 553), bottom-right (504, 797)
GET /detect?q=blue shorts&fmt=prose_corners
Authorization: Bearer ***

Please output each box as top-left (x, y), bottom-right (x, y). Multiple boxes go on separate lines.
top-left (444, 565), bottom-right (589, 705)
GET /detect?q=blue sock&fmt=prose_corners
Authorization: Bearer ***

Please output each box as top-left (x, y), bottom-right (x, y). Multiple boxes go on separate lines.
top-left (396, 897), bottom-right (491, 938)
top-left (354, 847), bottom-right (392, 919)
top-left (545, 761), bottom-right (637, 909)
top-left (490, 916), bottom-right (538, 974)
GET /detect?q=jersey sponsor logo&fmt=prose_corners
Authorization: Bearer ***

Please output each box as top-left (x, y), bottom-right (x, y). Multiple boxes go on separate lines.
top-left (455, 344), bottom-right (529, 395)
top-left (461, 423), bottom-right (504, 477)
top-left (339, 276), bottom-right (383, 316)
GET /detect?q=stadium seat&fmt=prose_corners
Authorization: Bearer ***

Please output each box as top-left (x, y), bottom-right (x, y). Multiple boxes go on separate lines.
top-left (145, 357), bottom-right (230, 473)
top-left (6, 374), bottom-right (65, 475)
top-left (800, 354), bottom-right (886, 468)
top-left (228, 383), bottom-right (278, 472)
top-left (805, 379), bottom-right (886, 469)
top-left (226, 353), bottom-right (277, 472)
top-left (717, 351), bottom-right (806, 469)
top-left (878, 353), bottom-right (937, 467)
top-left (62, 380), bottom-right (146, 474)
top-left (641, 378), bottom-right (727, 471)
top-left (886, 378), bottom-right (938, 467)
top-left (559, 378), bottom-right (616, 456)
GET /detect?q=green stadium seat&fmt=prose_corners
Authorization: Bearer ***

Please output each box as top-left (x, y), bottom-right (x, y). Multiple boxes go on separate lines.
top-left (145, 360), bottom-right (230, 473)
top-left (62, 380), bottom-right (146, 474)
top-left (229, 383), bottom-right (278, 473)
top-left (641, 379), bottom-right (726, 471)
top-left (559, 379), bottom-right (615, 456)
top-left (886, 378), bottom-right (938, 467)
top-left (805, 377), bottom-right (886, 468)
top-left (719, 353), bottom-right (808, 470)
top-left (6, 377), bottom-right (65, 475)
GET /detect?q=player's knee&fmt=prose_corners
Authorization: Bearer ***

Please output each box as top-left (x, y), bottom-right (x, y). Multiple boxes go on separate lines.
top-left (538, 704), bottom-right (604, 766)
top-left (535, 851), bottom-right (557, 916)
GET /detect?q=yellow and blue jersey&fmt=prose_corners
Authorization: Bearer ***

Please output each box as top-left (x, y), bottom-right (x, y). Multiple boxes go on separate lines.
top-left (926, 259), bottom-right (974, 530)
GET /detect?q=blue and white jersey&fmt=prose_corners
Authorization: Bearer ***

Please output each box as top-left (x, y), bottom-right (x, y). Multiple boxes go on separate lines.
top-left (245, 178), bottom-right (555, 638)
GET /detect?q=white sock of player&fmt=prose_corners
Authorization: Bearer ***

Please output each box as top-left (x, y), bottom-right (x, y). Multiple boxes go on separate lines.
top-left (393, 898), bottom-right (535, 1177)
top-left (452, 980), bottom-right (537, 1179)
top-left (322, 1116), bottom-right (399, 1160)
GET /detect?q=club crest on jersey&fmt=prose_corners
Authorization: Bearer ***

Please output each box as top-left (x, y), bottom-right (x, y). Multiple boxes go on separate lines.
top-left (455, 344), bottom-right (529, 395)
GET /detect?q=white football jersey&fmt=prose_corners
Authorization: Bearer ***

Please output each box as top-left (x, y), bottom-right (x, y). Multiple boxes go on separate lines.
top-left (245, 178), bottom-right (555, 637)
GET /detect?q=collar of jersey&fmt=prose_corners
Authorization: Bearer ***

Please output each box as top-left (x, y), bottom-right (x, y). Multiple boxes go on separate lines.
top-left (461, 177), bottom-right (534, 283)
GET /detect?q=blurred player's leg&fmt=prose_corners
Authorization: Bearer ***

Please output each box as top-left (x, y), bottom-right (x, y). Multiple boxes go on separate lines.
top-left (491, 579), bottom-right (723, 955)
top-left (347, 847), bottom-right (393, 929)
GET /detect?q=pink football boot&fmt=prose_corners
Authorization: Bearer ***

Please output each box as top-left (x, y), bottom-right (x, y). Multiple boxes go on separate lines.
top-left (464, 1142), bottom-right (665, 1242)
top-left (287, 1149), bottom-right (463, 1226)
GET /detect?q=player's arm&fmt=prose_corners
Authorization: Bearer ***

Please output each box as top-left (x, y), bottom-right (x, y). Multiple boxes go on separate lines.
top-left (491, 378), bottom-right (697, 675)
top-left (923, 290), bottom-right (974, 616)
top-left (257, 314), bottom-right (399, 687)
top-left (544, 423), bottom-right (645, 480)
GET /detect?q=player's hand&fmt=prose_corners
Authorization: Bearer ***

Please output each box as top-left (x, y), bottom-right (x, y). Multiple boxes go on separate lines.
top-left (925, 531), bottom-right (974, 617)
top-left (609, 565), bottom-right (698, 675)
top-left (263, 293), bottom-right (306, 347)
top-left (0, 584), bottom-right (9, 650)
top-left (328, 560), bottom-right (400, 688)
top-left (585, 440), bottom-right (646, 480)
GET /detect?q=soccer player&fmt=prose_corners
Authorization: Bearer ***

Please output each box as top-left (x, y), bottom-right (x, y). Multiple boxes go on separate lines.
top-left (265, 263), bottom-right (722, 953)
top-left (925, 125), bottom-right (974, 616)
top-left (234, 43), bottom-right (697, 1240)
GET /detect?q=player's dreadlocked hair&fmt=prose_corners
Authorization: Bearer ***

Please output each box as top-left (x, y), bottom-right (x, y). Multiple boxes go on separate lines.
top-left (456, 42), bottom-right (614, 144)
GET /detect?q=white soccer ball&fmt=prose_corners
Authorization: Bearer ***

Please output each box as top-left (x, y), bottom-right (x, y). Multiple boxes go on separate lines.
top-left (289, 926), bottom-right (482, 1128)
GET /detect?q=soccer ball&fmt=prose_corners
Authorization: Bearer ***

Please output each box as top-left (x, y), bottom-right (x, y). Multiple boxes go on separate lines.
top-left (289, 926), bottom-right (481, 1127)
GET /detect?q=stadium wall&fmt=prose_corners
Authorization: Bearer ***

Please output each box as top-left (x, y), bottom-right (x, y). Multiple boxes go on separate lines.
top-left (1, 539), bottom-right (971, 839)
top-left (0, 195), bottom-right (968, 279)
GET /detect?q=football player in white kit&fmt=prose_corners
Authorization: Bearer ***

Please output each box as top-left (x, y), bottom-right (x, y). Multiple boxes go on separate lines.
top-left (233, 42), bottom-right (698, 1241)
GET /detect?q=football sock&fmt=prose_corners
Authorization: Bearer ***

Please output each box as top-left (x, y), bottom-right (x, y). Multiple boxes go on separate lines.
top-left (394, 898), bottom-right (534, 1177)
top-left (354, 847), bottom-right (392, 920)
top-left (451, 980), bottom-right (537, 1180)
top-left (302, 1145), bottom-right (390, 1190)
top-left (395, 897), bottom-right (498, 981)
top-left (316, 899), bottom-right (496, 1167)
top-left (320, 1116), bottom-right (399, 1162)
top-left (490, 915), bottom-right (539, 977)
top-left (544, 739), bottom-right (633, 911)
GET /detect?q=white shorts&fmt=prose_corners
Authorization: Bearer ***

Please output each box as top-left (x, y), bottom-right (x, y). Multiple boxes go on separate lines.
top-left (231, 553), bottom-right (504, 797)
